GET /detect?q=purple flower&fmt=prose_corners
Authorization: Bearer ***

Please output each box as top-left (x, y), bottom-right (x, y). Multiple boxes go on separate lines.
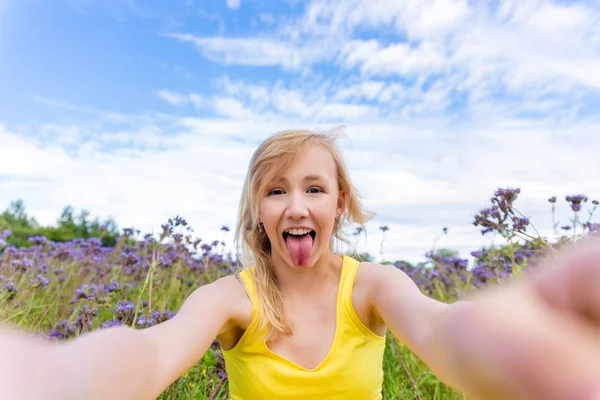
top-left (120, 252), bottom-right (141, 267)
top-left (28, 236), bottom-right (50, 246)
top-left (114, 301), bottom-right (136, 325)
top-left (566, 195), bottom-right (588, 212)
top-left (514, 253), bottom-right (525, 264)
top-left (30, 274), bottom-right (51, 289)
top-left (511, 217), bottom-right (529, 232)
top-left (87, 237), bottom-right (102, 246)
top-left (151, 310), bottom-right (176, 324)
top-left (47, 330), bottom-right (68, 340)
top-left (135, 316), bottom-right (156, 328)
top-left (4, 281), bottom-right (18, 293)
top-left (470, 250), bottom-right (485, 258)
top-left (100, 320), bottom-right (123, 329)
top-left (114, 301), bottom-right (135, 314)
top-left (493, 188), bottom-right (521, 213)
top-left (201, 243), bottom-right (212, 252)
top-left (472, 267), bottom-right (490, 283)
top-left (105, 280), bottom-right (122, 293)
top-left (428, 270), bottom-right (441, 279)
top-left (72, 283), bottom-right (101, 301)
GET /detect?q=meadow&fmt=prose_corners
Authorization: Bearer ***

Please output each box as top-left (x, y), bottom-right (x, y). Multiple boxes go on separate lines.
top-left (0, 188), bottom-right (597, 399)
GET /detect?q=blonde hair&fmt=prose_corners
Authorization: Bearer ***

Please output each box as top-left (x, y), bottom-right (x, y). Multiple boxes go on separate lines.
top-left (234, 127), bottom-right (374, 341)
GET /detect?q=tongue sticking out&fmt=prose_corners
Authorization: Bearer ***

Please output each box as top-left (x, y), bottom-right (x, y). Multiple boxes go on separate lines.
top-left (285, 234), bottom-right (314, 266)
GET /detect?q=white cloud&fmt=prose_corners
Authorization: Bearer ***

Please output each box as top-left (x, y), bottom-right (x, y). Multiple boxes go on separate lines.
top-left (294, 0), bottom-right (470, 41)
top-left (165, 0), bottom-right (600, 115)
top-left (188, 94), bottom-right (205, 109)
top-left (206, 76), bottom-right (376, 122)
top-left (260, 13), bottom-right (275, 25)
top-left (157, 90), bottom-right (189, 106)
top-left (333, 81), bottom-right (385, 101)
top-left (213, 97), bottom-right (255, 119)
top-left (226, 0), bottom-right (241, 10)
top-left (164, 33), bottom-right (329, 71)
top-left (340, 40), bottom-right (447, 77)
top-left (155, 91), bottom-right (209, 110)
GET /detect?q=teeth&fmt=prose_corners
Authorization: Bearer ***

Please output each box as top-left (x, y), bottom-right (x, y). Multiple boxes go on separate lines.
top-left (285, 228), bottom-right (312, 236)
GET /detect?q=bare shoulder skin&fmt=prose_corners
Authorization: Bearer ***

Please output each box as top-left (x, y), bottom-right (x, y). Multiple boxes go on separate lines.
top-left (216, 273), bottom-right (254, 350)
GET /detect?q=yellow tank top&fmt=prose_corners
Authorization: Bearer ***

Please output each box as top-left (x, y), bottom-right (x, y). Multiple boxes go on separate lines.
top-left (221, 255), bottom-right (387, 399)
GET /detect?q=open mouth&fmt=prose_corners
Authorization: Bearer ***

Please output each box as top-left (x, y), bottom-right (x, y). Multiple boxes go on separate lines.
top-left (282, 230), bottom-right (316, 266)
top-left (282, 230), bottom-right (316, 241)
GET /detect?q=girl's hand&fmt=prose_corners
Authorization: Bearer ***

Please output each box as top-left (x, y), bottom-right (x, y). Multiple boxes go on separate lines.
top-left (442, 237), bottom-right (600, 400)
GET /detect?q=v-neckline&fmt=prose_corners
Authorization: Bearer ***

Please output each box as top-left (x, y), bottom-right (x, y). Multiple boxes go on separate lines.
top-left (262, 255), bottom-right (347, 372)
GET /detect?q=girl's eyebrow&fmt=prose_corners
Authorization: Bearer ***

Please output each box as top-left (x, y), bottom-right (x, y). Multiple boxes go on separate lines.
top-left (276, 175), bottom-right (326, 184)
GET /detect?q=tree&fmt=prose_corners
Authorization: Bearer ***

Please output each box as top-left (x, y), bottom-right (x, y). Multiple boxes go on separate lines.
top-left (0, 201), bottom-right (120, 248)
top-left (1, 200), bottom-right (38, 229)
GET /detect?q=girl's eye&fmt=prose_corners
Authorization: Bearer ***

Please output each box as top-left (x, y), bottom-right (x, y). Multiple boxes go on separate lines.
top-left (268, 187), bottom-right (323, 196)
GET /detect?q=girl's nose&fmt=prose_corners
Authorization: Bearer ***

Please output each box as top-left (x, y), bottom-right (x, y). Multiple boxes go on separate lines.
top-left (285, 194), bottom-right (309, 219)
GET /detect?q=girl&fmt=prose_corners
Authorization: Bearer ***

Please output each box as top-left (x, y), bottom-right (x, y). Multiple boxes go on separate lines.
top-left (1, 129), bottom-right (600, 400)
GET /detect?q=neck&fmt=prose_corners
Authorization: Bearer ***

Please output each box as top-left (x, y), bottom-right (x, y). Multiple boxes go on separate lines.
top-left (271, 251), bottom-right (343, 298)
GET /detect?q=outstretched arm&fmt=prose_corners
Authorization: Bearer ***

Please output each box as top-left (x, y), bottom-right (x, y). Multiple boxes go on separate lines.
top-left (0, 275), bottom-right (239, 400)
top-left (370, 238), bottom-right (600, 400)
top-left (364, 262), bottom-right (460, 386)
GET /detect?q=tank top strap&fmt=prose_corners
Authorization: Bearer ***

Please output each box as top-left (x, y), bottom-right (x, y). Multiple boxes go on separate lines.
top-left (339, 255), bottom-right (382, 339)
top-left (233, 267), bottom-right (264, 340)
top-left (237, 267), bottom-right (257, 303)
top-left (339, 255), bottom-right (360, 309)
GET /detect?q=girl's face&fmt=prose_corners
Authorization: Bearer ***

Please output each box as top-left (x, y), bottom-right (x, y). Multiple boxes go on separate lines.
top-left (259, 144), bottom-right (345, 268)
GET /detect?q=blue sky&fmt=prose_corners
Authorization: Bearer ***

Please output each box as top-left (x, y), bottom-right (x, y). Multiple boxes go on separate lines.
top-left (1, 0), bottom-right (600, 263)
top-left (0, 0), bottom-right (278, 122)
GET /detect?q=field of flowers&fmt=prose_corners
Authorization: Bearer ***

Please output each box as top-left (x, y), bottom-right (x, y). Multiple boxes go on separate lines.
top-left (0, 188), bottom-right (597, 399)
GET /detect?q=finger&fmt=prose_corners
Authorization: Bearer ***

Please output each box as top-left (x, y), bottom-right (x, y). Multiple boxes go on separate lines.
top-left (529, 236), bottom-right (600, 324)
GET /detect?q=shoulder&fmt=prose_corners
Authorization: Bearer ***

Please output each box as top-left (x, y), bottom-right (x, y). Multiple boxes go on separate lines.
top-left (187, 274), bottom-right (243, 300)
top-left (173, 273), bottom-right (254, 339)
top-left (212, 273), bottom-right (254, 331)
top-left (354, 261), bottom-right (424, 316)
top-left (184, 274), bottom-right (252, 323)
top-left (350, 261), bottom-right (417, 329)
top-left (355, 261), bottom-right (416, 293)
